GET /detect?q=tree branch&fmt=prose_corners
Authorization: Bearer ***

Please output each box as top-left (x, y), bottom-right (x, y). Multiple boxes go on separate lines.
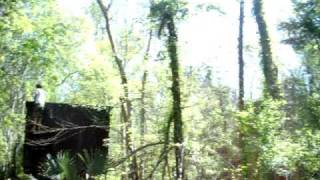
top-left (96, 0), bottom-right (117, 57)
top-left (55, 71), bottom-right (79, 87)
top-left (109, 141), bottom-right (165, 168)
top-left (145, 146), bottom-right (173, 180)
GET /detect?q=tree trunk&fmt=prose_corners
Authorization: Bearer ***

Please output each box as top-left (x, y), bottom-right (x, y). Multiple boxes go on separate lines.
top-left (238, 0), bottom-right (245, 111)
top-left (96, 0), bottom-right (139, 179)
top-left (167, 16), bottom-right (184, 180)
top-left (139, 30), bottom-right (152, 179)
top-left (253, 0), bottom-right (280, 99)
top-left (238, 0), bottom-right (246, 179)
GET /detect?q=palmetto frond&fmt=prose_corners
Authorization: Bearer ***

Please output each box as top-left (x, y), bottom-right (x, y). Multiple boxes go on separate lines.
top-left (77, 149), bottom-right (107, 176)
top-left (43, 152), bottom-right (79, 180)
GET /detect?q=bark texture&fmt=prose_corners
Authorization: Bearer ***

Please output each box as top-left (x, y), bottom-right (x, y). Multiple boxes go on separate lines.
top-left (238, 0), bottom-right (245, 111)
top-left (253, 0), bottom-right (280, 99)
top-left (167, 16), bottom-right (184, 180)
top-left (96, 0), bottom-right (139, 179)
top-left (238, 1), bottom-right (246, 179)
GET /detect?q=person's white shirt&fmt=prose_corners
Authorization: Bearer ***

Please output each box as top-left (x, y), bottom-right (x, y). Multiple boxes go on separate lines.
top-left (34, 88), bottom-right (46, 108)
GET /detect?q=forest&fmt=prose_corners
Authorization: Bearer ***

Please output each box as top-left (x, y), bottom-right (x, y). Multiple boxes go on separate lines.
top-left (0, 0), bottom-right (320, 179)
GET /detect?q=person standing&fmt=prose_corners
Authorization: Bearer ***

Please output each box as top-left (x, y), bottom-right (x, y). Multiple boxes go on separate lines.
top-left (34, 83), bottom-right (46, 109)
top-left (33, 84), bottom-right (46, 130)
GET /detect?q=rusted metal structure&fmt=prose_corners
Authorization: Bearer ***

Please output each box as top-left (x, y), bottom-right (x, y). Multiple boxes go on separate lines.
top-left (23, 102), bottom-right (111, 177)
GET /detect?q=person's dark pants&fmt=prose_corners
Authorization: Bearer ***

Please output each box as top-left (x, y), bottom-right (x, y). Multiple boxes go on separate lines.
top-left (33, 104), bottom-right (44, 131)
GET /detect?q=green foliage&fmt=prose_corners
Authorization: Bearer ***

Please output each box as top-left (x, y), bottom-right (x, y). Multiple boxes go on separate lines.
top-left (281, 0), bottom-right (320, 93)
top-left (149, 0), bottom-right (188, 37)
top-left (299, 129), bottom-right (320, 176)
top-left (268, 130), bottom-right (320, 178)
top-left (281, 2), bottom-right (320, 177)
top-left (0, 135), bottom-right (6, 165)
top-left (0, 0), bottom-right (86, 177)
top-left (305, 94), bottom-right (320, 127)
top-left (43, 152), bottom-right (79, 180)
top-left (77, 149), bottom-right (107, 176)
top-left (195, 3), bottom-right (225, 14)
top-left (265, 139), bottom-right (303, 177)
top-left (239, 99), bottom-right (284, 140)
top-left (181, 66), bottom-right (238, 179)
top-left (1, 0), bottom-right (320, 179)
top-left (281, 0), bottom-right (320, 50)
top-left (238, 99), bottom-right (285, 178)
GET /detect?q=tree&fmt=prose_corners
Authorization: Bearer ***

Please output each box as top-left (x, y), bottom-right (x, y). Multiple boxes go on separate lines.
top-left (96, 0), bottom-right (139, 179)
top-left (280, 1), bottom-right (320, 178)
top-left (139, 29), bottom-right (152, 178)
top-left (238, 0), bottom-right (246, 178)
top-left (0, 0), bottom-right (84, 177)
top-left (150, 0), bottom-right (187, 179)
top-left (238, 0), bottom-right (244, 111)
top-left (253, 0), bottom-right (280, 99)
top-left (281, 0), bottom-right (320, 51)
top-left (281, 0), bottom-right (320, 94)
top-left (281, 0), bottom-right (320, 128)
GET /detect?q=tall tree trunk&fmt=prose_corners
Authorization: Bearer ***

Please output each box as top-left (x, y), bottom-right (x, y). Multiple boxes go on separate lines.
top-left (238, 1), bottom-right (246, 179)
top-left (139, 30), bottom-right (152, 179)
top-left (140, 71), bottom-right (147, 143)
top-left (238, 0), bottom-right (245, 111)
top-left (139, 70), bottom-right (147, 179)
top-left (96, 0), bottom-right (139, 179)
top-left (253, 0), bottom-right (280, 99)
top-left (167, 16), bottom-right (184, 180)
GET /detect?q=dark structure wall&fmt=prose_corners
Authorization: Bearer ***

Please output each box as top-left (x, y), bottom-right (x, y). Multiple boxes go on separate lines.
top-left (23, 102), bottom-right (111, 176)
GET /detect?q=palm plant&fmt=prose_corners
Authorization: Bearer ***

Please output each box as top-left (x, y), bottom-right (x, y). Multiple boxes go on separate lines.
top-left (77, 149), bottom-right (107, 178)
top-left (43, 152), bottom-right (79, 180)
